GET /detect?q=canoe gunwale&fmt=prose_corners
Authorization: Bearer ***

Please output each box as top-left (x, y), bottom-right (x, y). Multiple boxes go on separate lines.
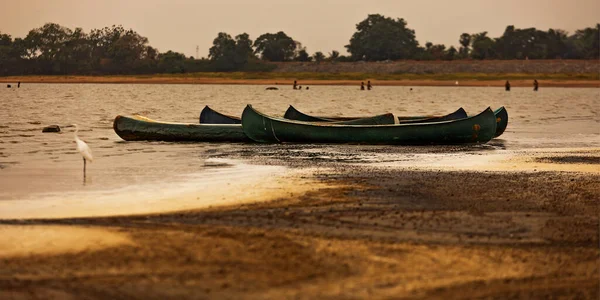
top-left (285, 105), bottom-right (469, 124)
top-left (242, 104), bottom-right (497, 145)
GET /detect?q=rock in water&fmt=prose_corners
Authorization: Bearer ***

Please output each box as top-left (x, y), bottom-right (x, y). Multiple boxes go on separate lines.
top-left (42, 125), bottom-right (61, 133)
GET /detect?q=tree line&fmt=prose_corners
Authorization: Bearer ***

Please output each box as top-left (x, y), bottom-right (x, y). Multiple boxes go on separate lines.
top-left (0, 14), bottom-right (598, 75)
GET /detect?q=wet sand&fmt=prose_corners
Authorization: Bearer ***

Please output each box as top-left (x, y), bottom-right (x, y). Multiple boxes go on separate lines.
top-left (0, 75), bottom-right (599, 87)
top-left (1, 148), bottom-right (598, 299)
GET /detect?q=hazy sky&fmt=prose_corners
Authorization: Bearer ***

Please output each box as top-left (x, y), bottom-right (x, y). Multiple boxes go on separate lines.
top-left (1, 0), bottom-right (598, 57)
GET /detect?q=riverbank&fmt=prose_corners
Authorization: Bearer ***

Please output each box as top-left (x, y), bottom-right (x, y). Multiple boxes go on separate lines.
top-left (1, 73), bottom-right (599, 87)
top-left (0, 148), bottom-right (598, 299)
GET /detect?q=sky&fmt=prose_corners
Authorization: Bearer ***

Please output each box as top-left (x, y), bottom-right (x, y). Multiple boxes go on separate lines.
top-left (1, 0), bottom-right (598, 57)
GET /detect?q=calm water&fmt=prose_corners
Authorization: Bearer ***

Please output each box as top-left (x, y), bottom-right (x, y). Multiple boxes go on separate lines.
top-left (0, 84), bottom-right (598, 214)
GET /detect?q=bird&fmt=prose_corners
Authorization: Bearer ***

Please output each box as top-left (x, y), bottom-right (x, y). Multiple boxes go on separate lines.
top-left (72, 124), bottom-right (93, 179)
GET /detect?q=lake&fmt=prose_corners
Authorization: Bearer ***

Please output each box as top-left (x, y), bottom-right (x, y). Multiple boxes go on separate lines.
top-left (0, 84), bottom-right (598, 218)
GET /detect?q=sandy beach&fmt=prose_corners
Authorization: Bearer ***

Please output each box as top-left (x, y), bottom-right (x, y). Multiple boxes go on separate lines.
top-left (0, 75), bottom-right (599, 87)
top-left (1, 146), bottom-right (599, 299)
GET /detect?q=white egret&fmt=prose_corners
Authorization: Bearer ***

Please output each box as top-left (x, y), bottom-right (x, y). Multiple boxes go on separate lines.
top-left (72, 124), bottom-right (93, 178)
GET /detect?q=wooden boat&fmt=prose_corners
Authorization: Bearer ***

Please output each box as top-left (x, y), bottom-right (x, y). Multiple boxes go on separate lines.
top-left (199, 106), bottom-right (241, 124)
top-left (114, 115), bottom-right (250, 142)
top-left (202, 105), bottom-right (397, 125)
top-left (493, 106), bottom-right (508, 137)
top-left (283, 105), bottom-right (468, 123)
top-left (242, 105), bottom-right (497, 145)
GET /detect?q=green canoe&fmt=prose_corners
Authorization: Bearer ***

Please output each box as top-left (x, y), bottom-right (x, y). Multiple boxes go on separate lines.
top-left (113, 115), bottom-right (250, 142)
top-left (199, 106), bottom-right (241, 124)
top-left (285, 105), bottom-right (508, 137)
top-left (283, 105), bottom-right (468, 123)
top-left (242, 105), bottom-right (497, 145)
top-left (201, 105), bottom-right (397, 125)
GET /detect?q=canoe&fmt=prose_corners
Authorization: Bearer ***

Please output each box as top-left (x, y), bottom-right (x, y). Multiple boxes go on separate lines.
top-left (114, 115), bottom-right (250, 142)
top-left (285, 105), bottom-right (508, 137)
top-left (199, 106), bottom-right (241, 124)
top-left (493, 106), bottom-right (508, 137)
top-left (242, 105), bottom-right (497, 145)
top-left (202, 105), bottom-right (396, 125)
top-left (283, 105), bottom-right (468, 123)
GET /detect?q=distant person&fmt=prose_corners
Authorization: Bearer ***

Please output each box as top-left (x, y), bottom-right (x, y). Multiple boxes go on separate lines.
top-left (367, 81), bottom-right (372, 90)
top-left (17, 82), bottom-right (20, 88)
top-left (293, 80), bottom-right (298, 90)
top-left (505, 80), bottom-right (511, 91)
top-left (6, 84), bottom-right (11, 88)
top-left (360, 82), bottom-right (365, 90)
top-left (298, 85), bottom-right (302, 90)
top-left (410, 88), bottom-right (413, 91)
top-left (533, 79), bottom-right (539, 92)
top-left (306, 86), bottom-right (309, 90)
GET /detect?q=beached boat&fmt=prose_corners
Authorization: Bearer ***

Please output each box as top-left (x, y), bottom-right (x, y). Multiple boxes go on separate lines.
top-left (283, 105), bottom-right (468, 123)
top-left (199, 106), bottom-right (241, 124)
top-left (202, 105), bottom-right (397, 125)
top-left (113, 115), bottom-right (250, 142)
top-left (285, 105), bottom-right (508, 137)
top-left (493, 106), bottom-right (508, 137)
top-left (242, 105), bottom-right (497, 145)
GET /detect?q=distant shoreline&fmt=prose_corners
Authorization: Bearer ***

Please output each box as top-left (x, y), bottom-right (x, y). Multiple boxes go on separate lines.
top-left (0, 75), bottom-right (598, 87)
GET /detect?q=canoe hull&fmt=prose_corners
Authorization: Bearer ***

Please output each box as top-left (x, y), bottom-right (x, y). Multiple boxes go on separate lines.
top-left (199, 106), bottom-right (241, 124)
top-left (493, 106), bottom-right (508, 137)
top-left (242, 106), bottom-right (497, 145)
top-left (114, 115), bottom-right (250, 142)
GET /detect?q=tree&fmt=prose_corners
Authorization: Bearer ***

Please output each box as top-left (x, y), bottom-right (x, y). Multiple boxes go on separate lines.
top-left (157, 50), bottom-right (186, 73)
top-left (345, 14), bottom-right (419, 61)
top-left (494, 26), bottom-right (551, 59)
top-left (86, 25), bottom-right (153, 74)
top-left (445, 46), bottom-right (458, 60)
top-left (545, 29), bottom-right (568, 59)
top-left (253, 31), bottom-right (296, 61)
top-left (568, 24), bottom-right (600, 59)
top-left (459, 33), bottom-right (471, 58)
top-left (470, 32), bottom-right (495, 59)
top-left (294, 49), bottom-right (311, 62)
top-left (429, 44), bottom-right (446, 60)
top-left (0, 32), bottom-right (15, 74)
top-left (425, 42), bottom-right (433, 51)
top-left (328, 50), bottom-right (340, 61)
top-left (209, 32), bottom-right (236, 61)
top-left (208, 32), bottom-right (255, 70)
top-left (313, 51), bottom-right (325, 62)
top-left (208, 32), bottom-right (236, 70)
top-left (234, 33), bottom-right (254, 64)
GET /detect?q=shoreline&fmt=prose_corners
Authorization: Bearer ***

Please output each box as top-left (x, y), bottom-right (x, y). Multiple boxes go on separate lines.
top-left (1, 165), bottom-right (598, 298)
top-left (1, 75), bottom-right (598, 87)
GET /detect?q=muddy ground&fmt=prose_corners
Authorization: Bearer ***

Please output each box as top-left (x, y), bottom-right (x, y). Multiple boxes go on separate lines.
top-left (0, 146), bottom-right (599, 299)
